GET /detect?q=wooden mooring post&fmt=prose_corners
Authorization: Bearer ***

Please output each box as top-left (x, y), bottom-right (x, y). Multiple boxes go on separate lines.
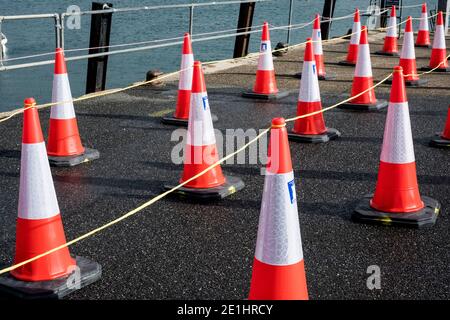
top-left (86, 2), bottom-right (113, 94)
top-left (233, 2), bottom-right (256, 58)
top-left (321, 0), bottom-right (336, 40)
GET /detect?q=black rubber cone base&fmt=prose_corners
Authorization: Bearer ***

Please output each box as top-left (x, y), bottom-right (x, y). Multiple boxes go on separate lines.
top-left (338, 60), bottom-right (356, 66)
top-left (242, 90), bottom-right (289, 100)
top-left (385, 78), bottom-right (428, 87)
top-left (429, 133), bottom-right (450, 148)
top-left (338, 99), bottom-right (388, 111)
top-left (374, 50), bottom-right (399, 57)
top-left (288, 128), bottom-right (341, 144)
top-left (161, 114), bottom-right (218, 127)
top-left (294, 72), bottom-right (337, 81)
top-left (48, 148), bottom-right (100, 167)
top-left (352, 194), bottom-right (441, 228)
top-left (420, 66), bottom-right (450, 72)
top-left (0, 256), bottom-right (102, 300)
top-left (164, 175), bottom-right (244, 201)
top-left (415, 44), bottom-right (432, 48)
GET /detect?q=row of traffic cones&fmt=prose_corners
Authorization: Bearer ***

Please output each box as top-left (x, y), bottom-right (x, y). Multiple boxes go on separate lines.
top-left (375, 7), bottom-right (449, 73)
top-left (1, 9), bottom-right (447, 301)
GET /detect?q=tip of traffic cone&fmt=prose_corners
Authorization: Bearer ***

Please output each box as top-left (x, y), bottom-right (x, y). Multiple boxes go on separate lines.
top-left (359, 26), bottom-right (368, 44)
top-left (304, 38), bottom-right (314, 61)
top-left (313, 14), bottom-right (320, 29)
top-left (390, 66), bottom-right (407, 103)
top-left (437, 11), bottom-right (443, 26)
top-left (268, 117), bottom-right (292, 174)
top-left (54, 48), bottom-right (67, 75)
top-left (405, 16), bottom-right (413, 32)
top-left (191, 61), bottom-right (206, 94)
top-left (22, 98), bottom-right (44, 144)
top-left (182, 33), bottom-right (193, 54)
top-left (422, 3), bottom-right (427, 13)
top-left (262, 22), bottom-right (270, 41)
top-left (390, 5), bottom-right (396, 17)
top-left (354, 8), bottom-right (360, 22)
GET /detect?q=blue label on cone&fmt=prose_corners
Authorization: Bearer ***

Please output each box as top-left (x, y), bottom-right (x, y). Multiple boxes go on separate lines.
top-left (202, 96), bottom-right (208, 110)
top-left (261, 43), bottom-right (267, 51)
top-left (287, 180), bottom-right (295, 204)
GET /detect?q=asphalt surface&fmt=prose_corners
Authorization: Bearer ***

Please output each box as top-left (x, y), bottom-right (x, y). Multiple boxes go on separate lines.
top-left (0, 31), bottom-right (449, 300)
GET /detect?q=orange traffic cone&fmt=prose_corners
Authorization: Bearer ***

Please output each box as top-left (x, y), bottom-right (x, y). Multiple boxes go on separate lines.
top-left (339, 8), bottom-right (361, 66)
top-left (47, 48), bottom-right (99, 166)
top-left (165, 61), bottom-right (244, 200)
top-left (162, 33), bottom-right (218, 126)
top-left (416, 3), bottom-right (431, 48)
top-left (248, 117), bottom-right (308, 300)
top-left (0, 98), bottom-right (101, 299)
top-left (429, 105), bottom-right (450, 148)
top-left (387, 17), bottom-right (427, 87)
top-left (375, 6), bottom-right (399, 56)
top-left (296, 14), bottom-right (335, 80)
top-left (289, 38), bottom-right (340, 143)
top-left (421, 11), bottom-right (449, 72)
top-left (339, 26), bottom-right (388, 111)
top-left (243, 22), bottom-right (288, 100)
top-left (353, 67), bottom-right (441, 227)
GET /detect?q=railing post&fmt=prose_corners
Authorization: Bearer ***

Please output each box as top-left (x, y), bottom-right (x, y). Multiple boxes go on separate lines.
top-left (54, 14), bottom-right (62, 49)
top-left (233, 1), bottom-right (256, 58)
top-left (321, 0), bottom-right (336, 40)
top-left (438, 0), bottom-right (450, 35)
top-left (85, 2), bottom-right (113, 94)
top-left (286, 0), bottom-right (294, 44)
top-left (189, 6), bottom-right (194, 35)
top-left (0, 18), bottom-right (4, 67)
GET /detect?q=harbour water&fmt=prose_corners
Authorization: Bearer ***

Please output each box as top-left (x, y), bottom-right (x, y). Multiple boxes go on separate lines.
top-left (0, 0), bottom-right (430, 112)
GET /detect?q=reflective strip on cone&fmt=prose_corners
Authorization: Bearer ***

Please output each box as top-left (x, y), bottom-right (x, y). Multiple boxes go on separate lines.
top-left (255, 172), bottom-right (303, 265)
top-left (186, 93), bottom-right (216, 146)
top-left (380, 102), bottom-right (415, 164)
top-left (350, 21), bottom-right (361, 45)
top-left (355, 44), bottom-right (372, 77)
top-left (19, 142), bottom-right (60, 220)
top-left (258, 40), bottom-right (274, 71)
top-left (298, 61), bottom-right (320, 102)
top-left (386, 16), bottom-right (397, 37)
top-left (50, 74), bottom-right (76, 120)
top-left (179, 53), bottom-right (194, 90)
top-left (419, 12), bottom-right (429, 32)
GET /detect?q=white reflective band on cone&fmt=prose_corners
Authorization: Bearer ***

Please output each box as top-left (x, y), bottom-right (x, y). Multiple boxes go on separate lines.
top-left (401, 32), bottom-right (415, 59)
top-left (312, 29), bottom-right (323, 55)
top-left (387, 17), bottom-right (397, 37)
top-left (18, 142), bottom-right (60, 220)
top-left (433, 25), bottom-right (446, 49)
top-left (257, 40), bottom-right (274, 71)
top-left (187, 93), bottom-right (216, 146)
top-left (299, 61), bottom-right (321, 102)
top-left (419, 13), bottom-right (429, 31)
top-left (50, 74), bottom-right (76, 120)
top-left (179, 54), bottom-right (194, 90)
top-left (355, 44), bottom-right (372, 77)
top-left (350, 22), bottom-right (361, 45)
top-left (380, 102), bottom-right (415, 164)
top-left (255, 171), bottom-right (303, 266)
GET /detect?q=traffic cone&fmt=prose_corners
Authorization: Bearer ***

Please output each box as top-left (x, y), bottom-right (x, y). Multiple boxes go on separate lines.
top-left (339, 26), bottom-right (388, 111)
top-left (47, 48), bottom-right (99, 167)
top-left (248, 117), bottom-right (308, 300)
top-left (339, 8), bottom-right (361, 66)
top-left (242, 22), bottom-right (288, 100)
top-left (162, 33), bottom-right (218, 126)
top-left (0, 98), bottom-right (101, 299)
top-left (353, 67), bottom-right (441, 228)
top-left (429, 105), bottom-right (450, 148)
top-left (296, 14), bottom-right (335, 80)
top-left (421, 11), bottom-right (449, 72)
top-left (288, 38), bottom-right (340, 143)
top-left (375, 6), bottom-right (399, 56)
top-left (165, 61), bottom-right (244, 200)
top-left (416, 3), bottom-right (431, 48)
top-left (387, 17), bottom-right (427, 87)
